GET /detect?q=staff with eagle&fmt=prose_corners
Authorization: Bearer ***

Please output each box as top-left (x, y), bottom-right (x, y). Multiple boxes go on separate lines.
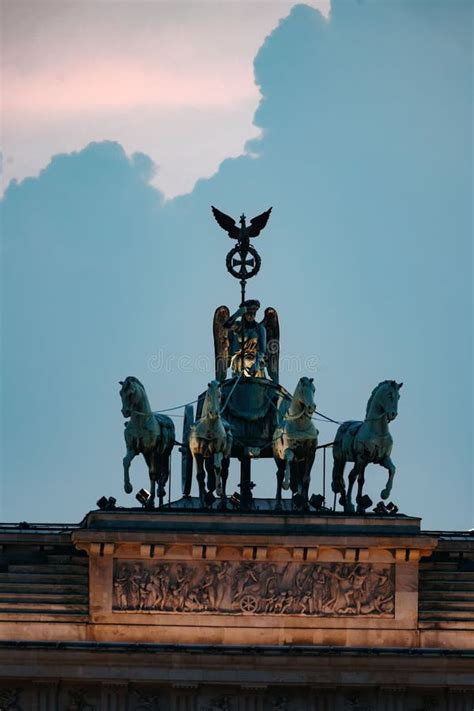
top-left (210, 205), bottom-right (280, 383)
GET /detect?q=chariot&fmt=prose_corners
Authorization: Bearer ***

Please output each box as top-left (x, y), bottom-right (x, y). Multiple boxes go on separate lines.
top-left (181, 376), bottom-right (292, 503)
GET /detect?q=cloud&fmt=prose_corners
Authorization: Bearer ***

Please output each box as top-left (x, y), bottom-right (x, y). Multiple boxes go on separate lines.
top-left (1, 1), bottom-right (329, 196)
top-left (4, 61), bottom-right (259, 114)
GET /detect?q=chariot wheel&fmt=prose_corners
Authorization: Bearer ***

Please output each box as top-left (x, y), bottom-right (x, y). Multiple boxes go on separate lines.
top-left (239, 594), bottom-right (258, 613)
top-left (181, 404), bottom-right (194, 496)
top-left (226, 245), bottom-right (261, 280)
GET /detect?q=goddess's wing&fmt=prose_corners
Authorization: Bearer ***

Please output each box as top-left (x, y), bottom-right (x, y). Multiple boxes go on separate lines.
top-left (213, 305), bottom-right (231, 382)
top-left (262, 307), bottom-right (280, 383)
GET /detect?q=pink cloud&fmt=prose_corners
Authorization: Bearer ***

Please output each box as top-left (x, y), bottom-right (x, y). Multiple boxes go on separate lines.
top-left (4, 60), bottom-right (259, 114)
top-left (2, 0), bottom-right (330, 195)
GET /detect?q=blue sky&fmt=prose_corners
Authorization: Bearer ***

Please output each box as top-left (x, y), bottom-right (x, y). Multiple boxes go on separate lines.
top-left (1, 0), bottom-right (472, 529)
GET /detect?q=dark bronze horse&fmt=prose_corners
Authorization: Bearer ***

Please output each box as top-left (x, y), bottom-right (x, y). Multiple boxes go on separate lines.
top-left (273, 377), bottom-right (319, 509)
top-left (120, 376), bottom-right (175, 508)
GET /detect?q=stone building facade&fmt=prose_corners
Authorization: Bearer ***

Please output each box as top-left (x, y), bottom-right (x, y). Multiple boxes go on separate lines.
top-left (0, 503), bottom-right (473, 710)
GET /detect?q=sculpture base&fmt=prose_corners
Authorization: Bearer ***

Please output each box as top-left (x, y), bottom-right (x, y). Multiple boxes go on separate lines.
top-left (70, 503), bottom-right (435, 648)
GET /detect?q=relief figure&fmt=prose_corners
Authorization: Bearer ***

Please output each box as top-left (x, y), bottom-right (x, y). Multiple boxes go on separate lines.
top-left (112, 560), bottom-right (395, 617)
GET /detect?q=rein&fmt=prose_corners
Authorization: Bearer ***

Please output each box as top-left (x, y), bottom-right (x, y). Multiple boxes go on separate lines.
top-left (198, 412), bottom-right (220, 423)
top-left (365, 412), bottom-right (390, 422)
top-left (122, 385), bottom-right (154, 419)
top-left (285, 403), bottom-right (315, 421)
top-left (220, 372), bottom-right (243, 413)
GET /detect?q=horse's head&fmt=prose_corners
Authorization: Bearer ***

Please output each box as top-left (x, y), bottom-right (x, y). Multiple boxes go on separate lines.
top-left (203, 380), bottom-right (222, 420)
top-left (293, 376), bottom-right (317, 416)
top-left (367, 380), bottom-right (403, 422)
top-left (119, 376), bottom-right (144, 418)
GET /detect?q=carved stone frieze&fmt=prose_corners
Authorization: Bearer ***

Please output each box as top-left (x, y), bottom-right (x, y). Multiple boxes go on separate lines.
top-left (66, 688), bottom-right (97, 711)
top-left (200, 695), bottom-right (233, 711)
top-left (113, 560), bottom-right (394, 616)
top-left (345, 696), bottom-right (372, 711)
top-left (132, 688), bottom-right (162, 710)
top-left (0, 688), bottom-right (23, 711)
top-left (424, 700), bottom-right (439, 710)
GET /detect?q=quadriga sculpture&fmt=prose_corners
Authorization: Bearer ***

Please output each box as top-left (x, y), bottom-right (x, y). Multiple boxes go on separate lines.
top-left (189, 380), bottom-right (233, 507)
top-left (331, 380), bottom-right (403, 513)
top-left (119, 376), bottom-right (175, 508)
top-left (273, 376), bottom-right (319, 510)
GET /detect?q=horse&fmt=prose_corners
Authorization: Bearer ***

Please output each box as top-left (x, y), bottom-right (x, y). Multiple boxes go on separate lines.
top-left (273, 376), bottom-right (319, 510)
top-left (189, 380), bottom-right (232, 507)
top-left (331, 380), bottom-right (403, 514)
top-left (119, 376), bottom-right (175, 508)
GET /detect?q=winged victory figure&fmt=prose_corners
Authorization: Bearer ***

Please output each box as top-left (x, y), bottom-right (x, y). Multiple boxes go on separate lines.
top-left (213, 301), bottom-right (280, 384)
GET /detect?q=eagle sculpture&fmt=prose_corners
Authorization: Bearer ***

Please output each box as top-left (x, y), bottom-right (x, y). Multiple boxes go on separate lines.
top-left (211, 206), bottom-right (272, 249)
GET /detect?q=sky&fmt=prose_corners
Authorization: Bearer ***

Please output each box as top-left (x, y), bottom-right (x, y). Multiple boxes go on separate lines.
top-left (1, 0), bottom-right (472, 531)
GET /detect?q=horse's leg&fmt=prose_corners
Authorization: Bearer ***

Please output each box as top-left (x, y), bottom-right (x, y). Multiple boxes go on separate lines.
top-left (345, 463), bottom-right (358, 514)
top-left (221, 457), bottom-right (229, 499)
top-left (214, 452), bottom-right (223, 497)
top-left (223, 459), bottom-right (229, 498)
top-left (288, 457), bottom-right (297, 494)
top-left (144, 452), bottom-right (156, 509)
top-left (195, 454), bottom-right (206, 507)
top-left (291, 459), bottom-right (305, 510)
top-left (217, 457), bottom-right (230, 510)
top-left (157, 452), bottom-right (170, 503)
top-left (302, 449), bottom-right (316, 507)
top-left (282, 449), bottom-right (294, 491)
top-left (148, 479), bottom-right (156, 509)
top-left (205, 457), bottom-right (216, 497)
top-left (123, 448), bottom-right (135, 494)
top-left (331, 458), bottom-right (347, 508)
top-left (380, 455), bottom-right (396, 500)
top-left (355, 463), bottom-right (368, 514)
top-left (275, 460), bottom-right (285, 510)
top-left (151, 452), bottom-right (163, 507)
top-left (155, 454), bottom-right (166, 507)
